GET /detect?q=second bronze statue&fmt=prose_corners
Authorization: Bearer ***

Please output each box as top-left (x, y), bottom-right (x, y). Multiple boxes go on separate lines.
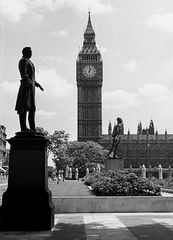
top-left (15, 47), bottom-right (44, 132)
top-left (108, 117), bottom-right (123, 159)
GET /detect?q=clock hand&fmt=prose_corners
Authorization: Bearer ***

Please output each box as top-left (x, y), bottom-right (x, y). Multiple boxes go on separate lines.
top-left (89, 66), bottom-right (92, 73)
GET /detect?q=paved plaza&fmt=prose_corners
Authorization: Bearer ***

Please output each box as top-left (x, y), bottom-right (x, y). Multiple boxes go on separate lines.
top-left (0, 213), bottom-right (173, 239)
top-left (1, 179), bottom-right (173, 239)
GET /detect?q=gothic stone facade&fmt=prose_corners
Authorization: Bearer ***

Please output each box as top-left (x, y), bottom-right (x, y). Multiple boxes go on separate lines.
top-left (102, 120), bottom-right (173, 168)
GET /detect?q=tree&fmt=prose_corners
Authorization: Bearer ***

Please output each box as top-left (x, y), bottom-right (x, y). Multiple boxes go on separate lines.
top-left (49, 130), bottom-right (69, 152)
top-left (36, 127), bottom-right (50, 137)
top-left (36, 128), bottom-right (107, 178)
top-left (47, 166), bottom-right (56, 178)
top-left (36, 128), bottom-right (69, 168)
top-left (65, 141), bottom-right (107, 177)
top-left (50, 130), bottom-right (69, 172)
top-left (52, 144), bottom-right (70, 171)
top-left (36, 127), bottom-right (51, 154)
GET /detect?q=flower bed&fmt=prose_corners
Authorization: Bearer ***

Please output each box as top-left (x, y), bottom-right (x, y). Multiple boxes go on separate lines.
top-left (83, 171), bottom-right (161, 196)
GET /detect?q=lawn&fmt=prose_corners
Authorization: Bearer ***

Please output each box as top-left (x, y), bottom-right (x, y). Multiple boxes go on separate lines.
top-left (0, 178), bottom-right (93, 198)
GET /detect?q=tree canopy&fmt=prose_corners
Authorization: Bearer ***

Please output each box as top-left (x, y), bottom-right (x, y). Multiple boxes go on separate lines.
top-left (36, 127), bottom-right (107, 177)
top-left (58, 141), bottom-right (107, 177)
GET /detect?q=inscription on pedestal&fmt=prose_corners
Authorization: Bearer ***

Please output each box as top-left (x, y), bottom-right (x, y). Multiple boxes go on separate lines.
top-left (105, 158), bottom-right (124, 171)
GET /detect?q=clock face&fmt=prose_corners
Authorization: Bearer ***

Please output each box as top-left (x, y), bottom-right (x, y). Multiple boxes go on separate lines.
top-left (82, 65), bottom-right (96, 78)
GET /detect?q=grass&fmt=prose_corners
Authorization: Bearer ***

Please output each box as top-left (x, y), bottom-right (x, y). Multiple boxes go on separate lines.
top-left (0, 178), bottom-right (92, 198)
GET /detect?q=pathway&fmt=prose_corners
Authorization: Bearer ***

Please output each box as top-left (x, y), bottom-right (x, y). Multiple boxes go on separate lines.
top-left (0, 213), bottom-right (173, 239)
top-left (48, 179), bottom-right (94, 196)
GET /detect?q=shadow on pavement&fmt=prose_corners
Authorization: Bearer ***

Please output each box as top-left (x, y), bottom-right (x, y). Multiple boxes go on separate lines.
top-left (0, 216), bottom-right (173, 239)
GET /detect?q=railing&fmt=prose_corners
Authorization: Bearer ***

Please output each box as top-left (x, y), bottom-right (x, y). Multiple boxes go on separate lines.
top-left (125, 164), bottom-right (172, 179)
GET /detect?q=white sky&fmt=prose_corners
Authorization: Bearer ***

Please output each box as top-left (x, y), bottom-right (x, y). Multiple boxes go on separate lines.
top-left (1, 0), bottom-right (173, 141)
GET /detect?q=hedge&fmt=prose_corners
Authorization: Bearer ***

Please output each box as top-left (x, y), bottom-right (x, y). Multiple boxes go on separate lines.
top-left (83, 171), bottom-right (161, 196)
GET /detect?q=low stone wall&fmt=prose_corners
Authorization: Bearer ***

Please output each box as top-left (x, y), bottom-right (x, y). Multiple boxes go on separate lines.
top-left (52, 196), bottom-right (173, 213)
top-left (1, 196), bottom-right (173, 213)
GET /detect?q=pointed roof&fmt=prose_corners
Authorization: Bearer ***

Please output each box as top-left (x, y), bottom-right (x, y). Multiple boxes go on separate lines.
top-left (84, 11), bottom-right (95, 36)
top-left (79, 11), bottom-right (101, 56)
top-left (149, 119), bottom-right (154, 127)
top-left (78, 11), bottom-right (101, 58)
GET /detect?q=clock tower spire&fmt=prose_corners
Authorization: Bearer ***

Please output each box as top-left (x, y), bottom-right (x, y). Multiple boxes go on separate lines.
top-left (84, 11), bottom-right (95, 44)
top-left (76, 12), bottom-right (103, 142)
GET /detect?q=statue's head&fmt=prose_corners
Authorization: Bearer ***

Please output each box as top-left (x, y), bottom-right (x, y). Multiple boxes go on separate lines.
top-left (117, 117), bottom-right (123, 124)
top-left (22, 47), bottom-right (32, 58)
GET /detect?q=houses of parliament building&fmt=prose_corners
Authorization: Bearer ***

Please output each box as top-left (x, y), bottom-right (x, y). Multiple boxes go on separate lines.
top-left (101, 120), bottom-right (173, 168)
top-left (76, 13), bottom-right (173, 168)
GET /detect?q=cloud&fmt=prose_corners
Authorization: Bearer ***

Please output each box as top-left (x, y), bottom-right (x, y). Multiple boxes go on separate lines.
top-left (124, 59), bottom-right (137, 72)
top-left (36, 68), bottom-right (73, 98)
top-left (31, 0), bottom-right (113, 14)
top-left (59, 30), bottom-right (69, 37)
top-left (136, 83), bottom-right (173, 130)
top-left (0, 0), bottom-right (44, 23)
top-left (103, 83), bottom-right (172, 110)
top-left (103, 83), bottom-right (173, 134)
top-left (137, 83), bottom-right (170, 104)
top-left (37, 109), bottom-right (57, 119)
top-left (52, 30), bottom-right (69, 38)
top-left (0, 0), bottom-right (27, 22)
top-left (0, 0), bottom-right (112, 22)
top-left (0, 81), bottom-right (19, 94)
top-left (0, 68), bottom-right (73, 98)
top-left (29, 14), bottom-right (44, 24)
top-left (66, 0), bottom-right (113, 15)
top-left (39, 55), bottom-right (62, 62)
top-left (143, 13), bottom-right (173, 34)
top-left (98, 45), bottom-right (107, 56)
top-left (103, 89), bottom-right (138, 109)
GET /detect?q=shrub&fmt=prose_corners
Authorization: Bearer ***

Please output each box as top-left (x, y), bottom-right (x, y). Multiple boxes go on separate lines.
top-left (82, 171), bottom-right (107, 186)
top-left (83, 171), bottom-right (161, 196)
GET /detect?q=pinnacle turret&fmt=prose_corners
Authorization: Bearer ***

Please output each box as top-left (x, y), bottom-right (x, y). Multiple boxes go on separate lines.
top-left (108, 121), bottom-right (112, 135)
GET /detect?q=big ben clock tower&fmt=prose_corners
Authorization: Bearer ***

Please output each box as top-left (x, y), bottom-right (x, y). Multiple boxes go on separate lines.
top-left (76, 12), bottom-right (103, 142)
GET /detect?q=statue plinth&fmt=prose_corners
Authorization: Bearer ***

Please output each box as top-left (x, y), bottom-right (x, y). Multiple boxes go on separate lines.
top-left (105, 158), bottom-right (124, 171)
top-left (0, 131), bottom-right (54, 231)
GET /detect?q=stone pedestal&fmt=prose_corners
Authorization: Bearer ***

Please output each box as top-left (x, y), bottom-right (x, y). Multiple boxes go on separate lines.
top-left (105, 158), bottom-right (124, 171)
top-left (0, 131), bottom-right (54, 231)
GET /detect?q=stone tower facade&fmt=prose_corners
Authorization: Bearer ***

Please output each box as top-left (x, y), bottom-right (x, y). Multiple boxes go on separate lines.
top-left (76, 12), bottom-right (103, 142)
